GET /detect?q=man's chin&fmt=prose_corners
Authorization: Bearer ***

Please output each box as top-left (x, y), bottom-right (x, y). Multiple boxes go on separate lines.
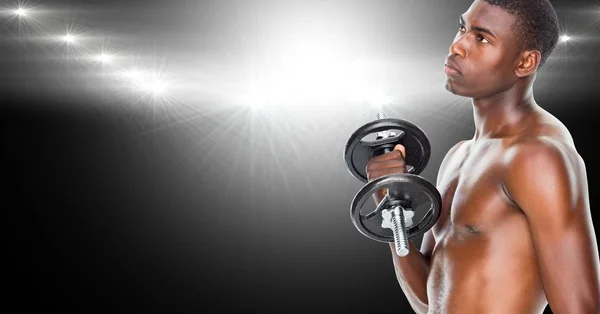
top-left (444, 80), bottom-right (470, 97)
top-left (444, 82), bottom-right (460, 95)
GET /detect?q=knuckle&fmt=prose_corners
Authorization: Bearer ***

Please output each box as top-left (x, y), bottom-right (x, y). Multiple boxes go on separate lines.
top-left (368, 168), bottom-right (381, 177)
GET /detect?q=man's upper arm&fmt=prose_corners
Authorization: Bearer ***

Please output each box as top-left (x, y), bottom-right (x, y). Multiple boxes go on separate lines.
top-left (420, 230), bottom-right (436, 259)
top-left (420, 140), bottom-right (468, 258)
top-left (504, 139), bottom-right (600, 314)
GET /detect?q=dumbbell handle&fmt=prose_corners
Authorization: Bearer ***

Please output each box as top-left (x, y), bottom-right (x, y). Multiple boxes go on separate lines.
top-left (381, 205), bottom-right (410, 256)
top-left (374, 111), bottom-right (397, 155)
top-left (376, 112), bottom-right (388, 120)
top-left (391, 207), bottom-right (410, 256)
top-left (375, 112), bottom-right (410, 256)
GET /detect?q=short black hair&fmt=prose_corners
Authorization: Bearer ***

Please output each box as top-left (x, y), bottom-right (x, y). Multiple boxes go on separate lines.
top-left (483, 0), bottom-right (560, 68)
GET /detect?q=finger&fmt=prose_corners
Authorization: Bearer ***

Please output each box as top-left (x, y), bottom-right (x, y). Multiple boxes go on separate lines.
top-left (373, 189), bottom-right (388, 202)
top-left (394, 144), bottom-right (406, 158)
top-left (370, 149), bottom-right (405, 162)
top-left (366, 159), bottom-right (406, 173)
top-left (367, 167), bottom-right (407, 181)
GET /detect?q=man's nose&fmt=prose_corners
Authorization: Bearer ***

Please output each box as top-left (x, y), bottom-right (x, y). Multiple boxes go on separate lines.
top-left (449, 36), bottom-right (466, 58)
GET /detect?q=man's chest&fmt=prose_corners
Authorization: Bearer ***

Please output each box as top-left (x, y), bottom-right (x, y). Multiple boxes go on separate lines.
top-left (432, 140), bottom-right (512, 237)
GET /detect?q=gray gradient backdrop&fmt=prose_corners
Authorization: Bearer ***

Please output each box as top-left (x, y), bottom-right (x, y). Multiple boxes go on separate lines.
top-left (3, 0), bottom-right (599, 313)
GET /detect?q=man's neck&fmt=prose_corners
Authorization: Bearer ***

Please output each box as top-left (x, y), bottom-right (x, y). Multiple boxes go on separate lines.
top-left (471, 82), bottom-right (539, 141)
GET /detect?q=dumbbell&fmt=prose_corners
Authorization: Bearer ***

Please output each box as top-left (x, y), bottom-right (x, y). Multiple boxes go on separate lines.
top-left (343, 112), bottom-right (442, 256)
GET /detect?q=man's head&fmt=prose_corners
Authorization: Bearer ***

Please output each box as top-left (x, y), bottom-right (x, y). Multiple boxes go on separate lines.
top-left (444, 0), bottom-right (560, 98)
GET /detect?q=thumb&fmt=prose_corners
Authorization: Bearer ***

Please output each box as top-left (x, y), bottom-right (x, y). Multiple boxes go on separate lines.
top-left (394, 144), bottom-right (406, 158)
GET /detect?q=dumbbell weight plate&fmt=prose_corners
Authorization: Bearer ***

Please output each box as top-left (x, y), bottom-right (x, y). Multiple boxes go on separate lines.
top-left (350, 173), bottom-right (442, 243)
top-left (344, 118), bottom-right (431, 183)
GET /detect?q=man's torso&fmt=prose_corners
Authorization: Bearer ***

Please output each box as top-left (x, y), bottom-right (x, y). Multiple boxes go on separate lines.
top-left (426, 108), bottom-right (575, 314)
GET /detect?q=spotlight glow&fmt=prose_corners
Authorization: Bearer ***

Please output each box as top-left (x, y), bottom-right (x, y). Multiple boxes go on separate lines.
top-left (63, 34), bottom-right (75, 43)
top-left (122, 69), bottom-right (145, 81)
top-left (14, 8), bottom-right (27, 16)
top-left (96, 53), bottom-right (113, 63)
top-left (560, 35), bottom-right (571, 42)
top-left (141, 79), bottom-right (167, 94)
top-left (121, 69), bottom-right (168, 94)
top-left (235, 44), bottom-right (399, 109)
top-left (239, 89), bottom-right (269, 110)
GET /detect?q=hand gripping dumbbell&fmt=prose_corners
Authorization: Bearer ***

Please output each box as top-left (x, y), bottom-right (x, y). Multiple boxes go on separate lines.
top-left (343, 112), bottom-right (442, 257)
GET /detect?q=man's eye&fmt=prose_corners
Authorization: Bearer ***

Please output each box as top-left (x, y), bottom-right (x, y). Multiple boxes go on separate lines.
top-left (477, 34), bottom-right (490, 43)
top-left (458, 25), bottom-right (466, 32)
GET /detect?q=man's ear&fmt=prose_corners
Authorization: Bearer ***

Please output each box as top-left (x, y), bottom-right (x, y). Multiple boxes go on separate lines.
top-left (515, 50), bottom-right (541, 78)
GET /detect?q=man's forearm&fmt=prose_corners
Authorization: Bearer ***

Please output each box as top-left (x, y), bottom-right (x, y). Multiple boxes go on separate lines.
top-left (374, 191), bottom-right (431, 313)
top-left (389, 241), bottom-right (431, 314)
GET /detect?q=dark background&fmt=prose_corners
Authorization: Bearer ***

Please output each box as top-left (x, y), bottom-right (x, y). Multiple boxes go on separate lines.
top-left (3, 0), bottom-right (599, 313)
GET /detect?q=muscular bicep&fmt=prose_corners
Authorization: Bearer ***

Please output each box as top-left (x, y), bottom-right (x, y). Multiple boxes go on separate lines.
top-left (418, 142), bottom-right (465, 260)
top-left (504, 140), bottom-right (600, 313)
top-left (420, 229), bottom-right (436, 259)
top-left (420, 141), bottom-right (467, 258)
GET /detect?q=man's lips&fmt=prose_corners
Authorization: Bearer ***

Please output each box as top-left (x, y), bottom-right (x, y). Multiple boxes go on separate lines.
top-left (444, 59), bottom-right (461, 75)
top-left (444, 65), bottom-right (460, 75)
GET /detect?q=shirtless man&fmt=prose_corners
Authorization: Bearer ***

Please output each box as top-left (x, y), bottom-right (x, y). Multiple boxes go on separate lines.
top-left (365, 0), bottom-right (600, 313)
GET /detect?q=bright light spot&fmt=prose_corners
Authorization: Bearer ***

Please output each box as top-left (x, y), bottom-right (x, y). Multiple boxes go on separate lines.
top-left (96, 53), bottom-right (113, 63)
top-left (228, 22), bottom-right (409, 111)
top-left (180, 20), bottom-right (426, 111)
top-left (140, 79), bottom-right (167, 94)
top-left (14, 8), bottom-right (27, 16)
top-left (119, 67), bottom-right (172, 95)
top-left (63, 34), bottom-right (75, 43)
top-left (122, 69), bottom-right (144, 81)
top-left (560, 35), bottom-right (570, 42)
top-left (238, 45), bottom-right (389, 108)
top-left (239, 89), bottom-right (269, 109)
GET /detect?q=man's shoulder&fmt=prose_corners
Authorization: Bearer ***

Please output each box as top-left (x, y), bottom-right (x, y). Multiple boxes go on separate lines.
top-left (446, 139), bottom-right (471, 158)
top-left (436, 140), bottom-right (471, 182)
top-left (440, 140), bottom-right (470, 164)
top-left (517, 108), bottom-right (575, 147)
top-left (502, 131), bottom-right (583, 187)
top-left (504, 136), bottom-right (569, 165)
top-left (501, 124), bottom-right (588, 218)
top-left (504, 108), bottom-right (577, 162)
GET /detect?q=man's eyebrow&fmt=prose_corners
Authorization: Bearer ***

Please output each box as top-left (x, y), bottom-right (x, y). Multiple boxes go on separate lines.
top-left (459, 15), bottom-right (497, 39)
